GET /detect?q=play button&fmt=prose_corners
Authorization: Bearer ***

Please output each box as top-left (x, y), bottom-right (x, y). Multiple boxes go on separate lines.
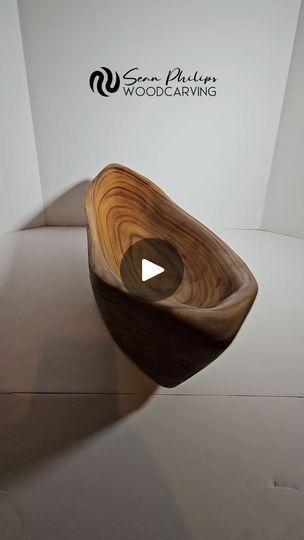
top-left (120, 238), bottom-right (184, 302)
top-left (142, 259), bottom-right (164, 282)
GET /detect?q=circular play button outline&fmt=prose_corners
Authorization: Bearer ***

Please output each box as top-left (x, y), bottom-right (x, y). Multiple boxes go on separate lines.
top-left (120, 237), bottom-right (184, 302)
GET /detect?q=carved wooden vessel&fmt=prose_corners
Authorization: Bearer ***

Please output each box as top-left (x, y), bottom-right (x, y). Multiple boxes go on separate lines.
top-left (85, 164), bottom-right (258, 387)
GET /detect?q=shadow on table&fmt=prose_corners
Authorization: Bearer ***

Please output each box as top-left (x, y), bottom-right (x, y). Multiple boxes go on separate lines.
top-left (23, 179), bottom-right (90, 228)
top-left (0, 180), bottom-right (157, 486)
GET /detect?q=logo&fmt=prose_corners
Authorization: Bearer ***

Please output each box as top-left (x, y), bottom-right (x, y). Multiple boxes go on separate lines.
top-left (89, 66), bottom-right (217, 99)
top-left (89, 67), bottom-right (120, 97)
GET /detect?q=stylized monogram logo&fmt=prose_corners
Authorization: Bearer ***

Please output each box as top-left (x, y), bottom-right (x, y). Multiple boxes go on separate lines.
top-left (89, 67), bottom-right (120, 97)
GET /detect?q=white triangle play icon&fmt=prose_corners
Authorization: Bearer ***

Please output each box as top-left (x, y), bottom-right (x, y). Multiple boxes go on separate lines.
top-left (141, 258), bottom-right (165, 282)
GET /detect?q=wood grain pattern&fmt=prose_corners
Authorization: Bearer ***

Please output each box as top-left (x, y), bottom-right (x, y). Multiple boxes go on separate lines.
top-left (85, 163), bottom-right (258, 387)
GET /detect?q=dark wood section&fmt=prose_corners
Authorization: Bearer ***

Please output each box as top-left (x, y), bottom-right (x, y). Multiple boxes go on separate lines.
top-left (85, 164), bottom-right (258, 387)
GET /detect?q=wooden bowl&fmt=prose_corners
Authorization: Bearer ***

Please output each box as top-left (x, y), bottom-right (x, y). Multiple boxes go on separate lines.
top-left (85, 164), bottom-right (258, 387)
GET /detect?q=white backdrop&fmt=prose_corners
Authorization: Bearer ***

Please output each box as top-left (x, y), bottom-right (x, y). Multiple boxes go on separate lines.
top-left (0, 0), bottom-right (44, 233)
top-left (262, 0), bottom-right (304, 239)
top-left (16, 0), bottom-right (301, 230)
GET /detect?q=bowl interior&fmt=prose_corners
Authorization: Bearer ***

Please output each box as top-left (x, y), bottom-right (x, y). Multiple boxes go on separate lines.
top-left (89, 167), bottom-right (249, 308)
